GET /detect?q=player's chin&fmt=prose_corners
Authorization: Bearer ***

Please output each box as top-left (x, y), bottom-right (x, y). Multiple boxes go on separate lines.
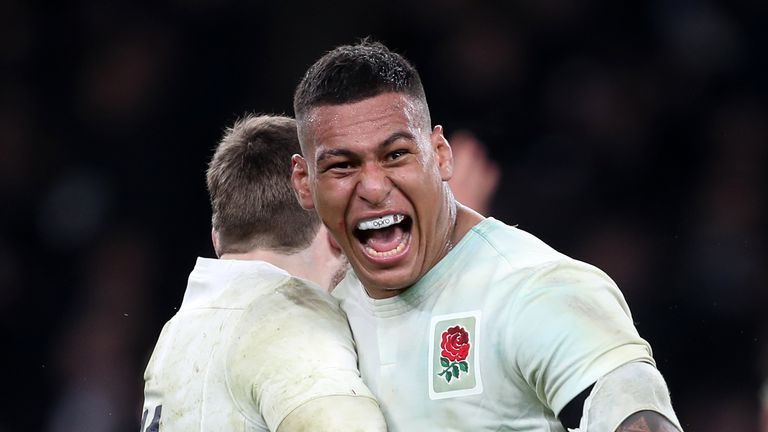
top-left (358, 267), bottom-right (418, 297)
top-left (345, 245), bottom-right (417, 290)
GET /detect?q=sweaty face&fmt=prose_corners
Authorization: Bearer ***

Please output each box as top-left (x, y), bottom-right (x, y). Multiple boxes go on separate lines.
top-left (295, 92), bottom-right (455, 299)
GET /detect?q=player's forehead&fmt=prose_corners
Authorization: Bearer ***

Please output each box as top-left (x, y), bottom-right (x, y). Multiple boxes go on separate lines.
top-left (299, 92), bottom-right (427, 156)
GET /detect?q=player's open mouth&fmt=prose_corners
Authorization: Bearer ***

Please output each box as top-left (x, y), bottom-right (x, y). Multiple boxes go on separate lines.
top-left (353, 214), bottom-right (412, 259)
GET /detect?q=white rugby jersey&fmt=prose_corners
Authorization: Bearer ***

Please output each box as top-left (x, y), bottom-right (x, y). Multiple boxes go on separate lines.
top-left (333, 218), bottom-right (654, 431)
top-left (141, 258), bottom-right (375, 431)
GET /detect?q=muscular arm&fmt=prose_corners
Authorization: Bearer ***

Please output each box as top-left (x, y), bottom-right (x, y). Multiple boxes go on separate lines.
top-left (615, 410), bottom-right (680, 432)
top-left (560, 362), bottom-right (683, 432)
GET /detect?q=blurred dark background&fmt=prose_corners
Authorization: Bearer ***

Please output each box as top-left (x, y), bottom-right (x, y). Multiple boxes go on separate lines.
top-left (1, 0), bottom-right (766, 431)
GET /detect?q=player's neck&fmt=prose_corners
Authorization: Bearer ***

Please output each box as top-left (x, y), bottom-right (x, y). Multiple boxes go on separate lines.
top-left (450, 203), bottom-right (485, 248)
top-left (218, 231), bottom-right (338, 291)
top-left (218, 249), bottom-right (310, 277)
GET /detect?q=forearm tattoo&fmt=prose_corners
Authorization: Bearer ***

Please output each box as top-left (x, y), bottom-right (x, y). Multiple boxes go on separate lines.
top-left (615, 410), bottom-right (680, 432)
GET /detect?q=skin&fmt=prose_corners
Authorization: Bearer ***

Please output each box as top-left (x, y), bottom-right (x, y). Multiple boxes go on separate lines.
top-left (213, 225), bottom-right (348, 293)
top-left (292, 92), bottom-right (482, 298)
top-left (615, 410), bottom-right (681, 432)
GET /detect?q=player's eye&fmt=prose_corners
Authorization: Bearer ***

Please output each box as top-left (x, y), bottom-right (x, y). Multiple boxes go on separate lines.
top-left (332, 161), bottom-right (352, 169)
top-left (320, 160), bottom-right (353, 173)
top-left (387, 150), bottom-right (406, 161)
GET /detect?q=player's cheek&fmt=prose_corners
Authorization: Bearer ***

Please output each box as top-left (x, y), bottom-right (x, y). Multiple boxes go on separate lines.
top-left (318, 196), bottom-right (348, 240)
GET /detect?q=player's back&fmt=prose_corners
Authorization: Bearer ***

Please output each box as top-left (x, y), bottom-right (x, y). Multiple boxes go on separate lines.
top-left (141, 257), bottom-right (377, 431)
top-left (141, 258), bottom-right (293, 431)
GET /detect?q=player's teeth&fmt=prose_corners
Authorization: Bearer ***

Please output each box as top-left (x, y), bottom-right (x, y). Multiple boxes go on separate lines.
top-left (364, 235), bottom-right (408, 257)
top-left (357, 214), bottom-right (405, 231)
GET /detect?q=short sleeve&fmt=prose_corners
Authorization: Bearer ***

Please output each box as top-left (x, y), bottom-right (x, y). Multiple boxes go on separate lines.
top-left (506, 260), bottom-right (654, 416)
top-left (226, 278), bottom-right (377, 431)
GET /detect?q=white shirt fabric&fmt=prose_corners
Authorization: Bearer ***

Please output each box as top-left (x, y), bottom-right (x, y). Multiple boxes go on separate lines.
top-left (580, 361), bottom-right (683, 431)
top-left (141, 257), bottom-right (375, 431)
top-left (333, 218), bottom-right (655, 431)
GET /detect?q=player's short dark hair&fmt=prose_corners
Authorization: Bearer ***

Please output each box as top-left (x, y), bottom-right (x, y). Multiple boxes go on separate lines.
top-left (206, 114), bottom-right (320, 254)
top-left (293, 40), bottom-right (430, 124)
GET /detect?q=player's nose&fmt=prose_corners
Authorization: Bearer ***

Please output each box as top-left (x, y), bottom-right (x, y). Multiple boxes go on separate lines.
top-left (355, 163), bottom-right (392, 207)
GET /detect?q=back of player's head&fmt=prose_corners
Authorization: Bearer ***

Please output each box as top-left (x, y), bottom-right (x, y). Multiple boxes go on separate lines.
top-left (293, 39), bottom-right (430, 126)
top-left (206, 114), bottom-right (320, 254)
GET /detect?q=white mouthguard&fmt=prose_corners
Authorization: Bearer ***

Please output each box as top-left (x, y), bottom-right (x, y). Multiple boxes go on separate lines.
top-left (357, 214), bottom-right (405, 231)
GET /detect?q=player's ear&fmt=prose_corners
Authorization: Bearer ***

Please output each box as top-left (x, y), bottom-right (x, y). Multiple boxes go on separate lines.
top-left (291, 154), bottom-right (315, 210)
top-left (431, 125), bottom-right (454, 181)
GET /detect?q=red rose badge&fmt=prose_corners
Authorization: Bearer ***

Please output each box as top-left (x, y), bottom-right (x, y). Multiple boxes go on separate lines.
top-left (438, 325), bottom-right (470, 383)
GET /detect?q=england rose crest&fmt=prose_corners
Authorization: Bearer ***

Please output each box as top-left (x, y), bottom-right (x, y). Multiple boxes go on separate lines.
top-left (438, 325), bottom-right (470, 383)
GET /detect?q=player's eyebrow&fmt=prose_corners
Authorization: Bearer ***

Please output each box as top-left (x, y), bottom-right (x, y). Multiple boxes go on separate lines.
top-left (315, 131), bottom-right (416, 163)
top-left (316, 148), bottom-right (357, 164)
top-left (381, 131), bottom-right (415, 147)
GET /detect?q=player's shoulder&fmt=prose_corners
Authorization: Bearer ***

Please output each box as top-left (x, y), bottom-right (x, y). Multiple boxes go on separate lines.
top-left (226, 277), bottom-right (350, 355)
top-left (468, 218), bottom-right (566, 269)
top-left (225, 277), bottom-right (356, 412)
top-left (469, 219), bottom-right (620, 296)
top-left (181, 258), bottom-right (297, 310)
top-left (225, 276), bottom-right (351, 356)
top-left (238, 276), bottom-right (347, 329)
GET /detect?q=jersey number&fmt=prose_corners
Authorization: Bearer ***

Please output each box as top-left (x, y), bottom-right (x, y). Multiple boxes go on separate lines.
top-left (140, 405), bottom-right (161, 432)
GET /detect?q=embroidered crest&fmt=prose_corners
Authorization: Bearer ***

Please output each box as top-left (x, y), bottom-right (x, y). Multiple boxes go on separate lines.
top-left (429, 311), bottom-right (483, 400)
top-left (438, 325), bottom-right (470, 383)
